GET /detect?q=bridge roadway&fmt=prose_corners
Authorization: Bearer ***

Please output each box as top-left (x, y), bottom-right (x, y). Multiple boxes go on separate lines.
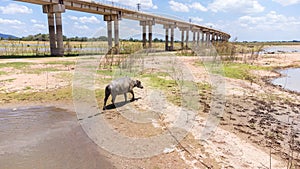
top-left (16, 0), bottom-right (231, 56)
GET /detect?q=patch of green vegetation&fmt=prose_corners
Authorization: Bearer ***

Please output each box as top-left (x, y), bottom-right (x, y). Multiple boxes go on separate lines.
top-left (45, 61), bottom-right (75, 66)
top-left (198, 82), bottom-right (212, 91)
top-left (0, 62), bottom-right (32, 69)
top-left (141, 72), bottom-right (181, 105)
top-left (221, 62), bottom-right (272, 80)
top-left (0, 71), bottom-right (7, 75)
top-left (0, 78), bottom-right (16, 83)
top-left (97, 69), bottom-right (114, 76)
top-left (0, 87), bottom-right (72, 103)
top-left (24, 86), bottom-right (32, 90)
top-left (24, 67), bottom-right (61, 74)
top-left (198, 62), bottom-right (272, 81)
top-left (95, 89), bottom-right (105, 107)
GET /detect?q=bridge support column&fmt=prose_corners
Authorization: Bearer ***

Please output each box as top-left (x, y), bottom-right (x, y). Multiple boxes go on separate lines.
top-left (197, 31), bottom-right (200, 44)
top-left (148, 24), bottom-right (152, 48)
top-left (140, 20), bottom-right (155, 48)
top-left (192, 31), bottom-right (196, 44)
top-left (142, 24), bottom-right (147, 48)
top-left (114, 19), bottom-right (119, 53)
top-left (43, 4), bottom-right (65, 56)
top-left (104, 14), bottom-right (120, 53)
top-left (55, 13), bottom-right (64, 56)
top-left (170, 26), bottom-right (174, 51)
top-left (201, 31), bottom-right (205, 45)
top-left (107, 21), bottom-right (113, 49)
top-left (181, 29), bottom-right (184, 49)
top-left (47, 13), bottom-right (56, 55)
top-left (212, 33), bottom-right (216, 42)
top-left (206, 32), bottom-right (210, 46)
top-left (164, 24), bottom-right (176, 51)
top-left (185, 30), bottom-right (189, 49)
top-left (165, 28), bottom-right (169, 51)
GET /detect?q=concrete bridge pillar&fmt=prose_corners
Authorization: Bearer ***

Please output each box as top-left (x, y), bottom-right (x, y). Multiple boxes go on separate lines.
top-left (192, 31), bottom-right (196, 44)
top-left (43, 4), bottom-right (65, 56)
top-left (104, 14), bottom-right (120, 53)
top-left (165, 27), bottom-right (169, 51)
top-left (197, 31), bottom-right (200, 44)
top-left (179, 27), bottom-right (189, 49)
top-left (141, 23), bottom-right (147, 48)
top-left (170, 26), bottom-right (174, 51)
top-left (114, 19), bottom-right (119, 52)
top-left (185, 30), bottom-right (189, 49)
top-left (201, 31), bottom-right (205, 44)
top-left (163, 24), bottom-right (175, 51)
top-left (148, 24), bottom-right (153, 48)
top-left (55, 13), bottom-right (64, 55)
top-left (107, 21), bottom-right (113, 49)
top-left (140, 20), bottom-right (155, 48)
top-left (211, 33), bottom-right (215, 42)
top-left (47, 13), bottom-right (56, 55)
top-left (181, 29), bottom-right (184, 49)
top-left (206, 32), bottom-right (210, 44)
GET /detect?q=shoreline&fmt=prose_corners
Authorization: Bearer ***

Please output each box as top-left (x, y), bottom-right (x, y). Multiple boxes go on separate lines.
top-left (265, 67), bottom-right (300, 95)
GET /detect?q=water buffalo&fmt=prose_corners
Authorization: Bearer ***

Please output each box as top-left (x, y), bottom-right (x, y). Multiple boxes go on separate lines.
top-left (103, 77), bottom-right (143, 110)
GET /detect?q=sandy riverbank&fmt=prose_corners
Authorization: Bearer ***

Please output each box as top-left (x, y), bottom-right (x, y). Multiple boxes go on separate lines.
top-left (0, 50), bottom-right (300, 168)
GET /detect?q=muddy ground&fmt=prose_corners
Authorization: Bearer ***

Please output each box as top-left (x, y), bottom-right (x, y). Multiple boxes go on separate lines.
top-left (0, 51), bottom-right (300, 169)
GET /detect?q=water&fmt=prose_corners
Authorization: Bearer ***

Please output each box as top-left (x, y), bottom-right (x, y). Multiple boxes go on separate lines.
top-left (272, 68), bottom-right (300, 93)
top-left (263, 46), bottom-right (300, 53)
top-left (0, 106), bottom-right (114, 169)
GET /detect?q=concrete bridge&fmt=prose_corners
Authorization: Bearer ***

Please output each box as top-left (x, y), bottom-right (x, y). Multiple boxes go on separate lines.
top-left (16, 0), bottom-right (231, 56)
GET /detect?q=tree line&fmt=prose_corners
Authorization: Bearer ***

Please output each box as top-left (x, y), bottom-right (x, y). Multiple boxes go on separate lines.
top-left (4, 33), bottom-right (167, 42)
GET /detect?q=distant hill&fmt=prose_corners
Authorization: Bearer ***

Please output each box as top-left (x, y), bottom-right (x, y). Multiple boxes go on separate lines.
top-left (0, 33), bottom-right (19, 39)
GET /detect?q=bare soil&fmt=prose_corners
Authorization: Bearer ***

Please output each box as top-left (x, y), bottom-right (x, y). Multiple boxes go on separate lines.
top-left (0, 52), bottom-right (300, 169)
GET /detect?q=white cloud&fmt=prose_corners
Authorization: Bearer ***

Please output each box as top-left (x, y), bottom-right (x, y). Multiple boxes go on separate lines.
top-left (74, 24), bottom-right (89, 30)
top-left (0, 18), bottom-right (23, 25)
top-left (169, 0), bottom-right (189, 12)
top-left (238, 11), bottom-right (300, 31)
top-left (0, 3), bottom-right (32, 14)
top-left (189, 2), bottom-right (207, 12)
top-left (152, 5), bottom-right (158, 9)
top-left (30, 19), bottom-right (37, 23)
top-left (208, 0), bottom-right (264, 13)
top-left (68, 15), bottom-right (100, 24)
top-left (272, 0), bottom-right (300, 6)
top-left (33, 24), bottom-right (46, 29)
top-left (190, 17), bottom-right (204, 24)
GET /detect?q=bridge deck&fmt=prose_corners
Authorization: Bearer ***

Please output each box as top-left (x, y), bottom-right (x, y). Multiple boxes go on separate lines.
top-left (15, 0), bottom-right (230, 37)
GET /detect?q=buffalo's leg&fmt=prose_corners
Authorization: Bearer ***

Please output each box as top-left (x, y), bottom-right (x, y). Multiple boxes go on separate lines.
top-left (124, 93), bottom-right (127, 102)
top-left (103, 86), bottom-right (111, 110)
top-left (112, 94), bottom-right (116, 105)
top-left (130, 90), bottom-right (135, 102)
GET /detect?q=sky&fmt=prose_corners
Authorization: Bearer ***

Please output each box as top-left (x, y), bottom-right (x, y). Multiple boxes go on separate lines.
top-left (0, 0), bottom-right (300, 41)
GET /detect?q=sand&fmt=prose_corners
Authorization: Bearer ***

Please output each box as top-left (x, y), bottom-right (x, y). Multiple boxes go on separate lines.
top-left (0, 50), bottom-right (300, 168)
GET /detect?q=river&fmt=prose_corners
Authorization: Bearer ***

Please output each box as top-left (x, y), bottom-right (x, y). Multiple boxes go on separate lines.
top-left (272, 68), bottom-right (300, 93)
top-left (0, 106), bottom-right (115, 169)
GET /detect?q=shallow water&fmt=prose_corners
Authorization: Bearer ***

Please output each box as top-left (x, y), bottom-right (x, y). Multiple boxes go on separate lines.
top-left (272, 68), bottom-right (300, 93)
top-left (0, 106), bottom-right (115, 169)
top-left (264, 46), bottom-right (300, 53)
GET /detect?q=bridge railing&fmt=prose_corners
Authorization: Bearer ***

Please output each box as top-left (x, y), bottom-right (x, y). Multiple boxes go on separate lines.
top-left (92, 0), bottom-right (137, 11)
